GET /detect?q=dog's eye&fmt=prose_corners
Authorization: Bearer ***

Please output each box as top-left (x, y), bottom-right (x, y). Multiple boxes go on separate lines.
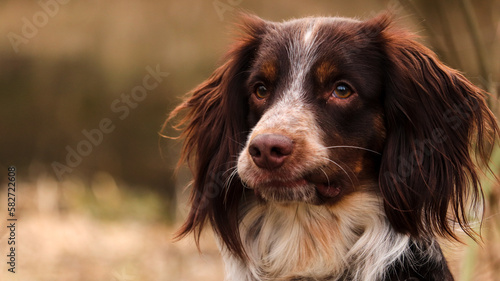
top-left (254, 84), bottom-right (269, 99)
top-left (333, 83), bottom-right (353, 99)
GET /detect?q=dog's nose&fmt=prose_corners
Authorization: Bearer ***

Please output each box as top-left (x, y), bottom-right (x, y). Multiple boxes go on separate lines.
top-left (248, 134), bottom-right (293, 170)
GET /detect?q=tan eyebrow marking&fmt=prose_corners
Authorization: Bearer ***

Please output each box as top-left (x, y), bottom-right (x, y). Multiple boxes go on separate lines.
top-left (261, 60), bottom-right (278, 82)
top-left (315, 61), bottom-right (336, 84)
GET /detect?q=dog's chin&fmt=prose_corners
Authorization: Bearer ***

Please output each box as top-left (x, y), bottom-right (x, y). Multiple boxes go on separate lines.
top-left (248, 178), bottom-right (345, 204)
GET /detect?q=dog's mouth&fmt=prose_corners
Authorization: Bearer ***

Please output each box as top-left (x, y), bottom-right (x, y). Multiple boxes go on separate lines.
top-left (249, 174), bottom-right (345, 203)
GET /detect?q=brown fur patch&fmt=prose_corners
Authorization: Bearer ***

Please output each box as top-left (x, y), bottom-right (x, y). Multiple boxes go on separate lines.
top-left (261, 60), bottom-right (278, 82)
top-left (315, 61), bottom-right (336, 84)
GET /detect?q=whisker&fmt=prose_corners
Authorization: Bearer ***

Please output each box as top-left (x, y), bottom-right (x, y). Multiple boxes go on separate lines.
top-left (320, 156), bottom-right (355, 188)
top-left (319, 167), bottom-right (331, 187)
top-left (324, 145), bottom-right (382, 155)
top-left (228, 136), bottom-right (247, 148)
top-left (224, 166), bottom-right (238, 186)
top-left (222, 162), bottom-right (239, 176)
top-left (223, 167), bottom-right (240, 204)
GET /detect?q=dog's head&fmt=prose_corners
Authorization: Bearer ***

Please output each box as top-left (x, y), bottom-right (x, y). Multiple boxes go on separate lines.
top-left (237, 16), bottom-right (388, 205)
top-left (168, 14), bottom-right (498, 258)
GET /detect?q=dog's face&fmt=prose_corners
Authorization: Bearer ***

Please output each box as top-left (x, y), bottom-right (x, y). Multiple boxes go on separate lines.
top-left (237, 18), bottom-right (386, 204)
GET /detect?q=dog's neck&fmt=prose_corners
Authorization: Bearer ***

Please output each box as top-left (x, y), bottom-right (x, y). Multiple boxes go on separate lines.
top-left (221, 192), bottom-right (415, 281)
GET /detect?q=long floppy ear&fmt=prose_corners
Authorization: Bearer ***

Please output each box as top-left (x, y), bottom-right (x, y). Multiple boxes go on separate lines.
top-left (167, 15), bottom-right (267, 257)
top-left (374, 15), bottom-right (499, 240)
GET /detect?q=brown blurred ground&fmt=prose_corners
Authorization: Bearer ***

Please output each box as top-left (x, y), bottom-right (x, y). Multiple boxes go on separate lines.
top-left (0, 178), bottom-right (224, 281)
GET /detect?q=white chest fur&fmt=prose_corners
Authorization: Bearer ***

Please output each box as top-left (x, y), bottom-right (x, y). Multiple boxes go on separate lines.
top-left (221, 192), bottom-right (410, 281)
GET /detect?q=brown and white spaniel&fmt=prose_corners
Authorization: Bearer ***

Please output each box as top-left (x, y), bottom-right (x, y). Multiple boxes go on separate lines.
top-left (168, 13), bottom-right (498, 281)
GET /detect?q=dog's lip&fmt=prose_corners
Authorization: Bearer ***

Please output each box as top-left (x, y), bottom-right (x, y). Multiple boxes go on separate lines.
top-left (255, 177), bottom-right (341, 198)
top-left (315, 182), bottom-right (341, 197)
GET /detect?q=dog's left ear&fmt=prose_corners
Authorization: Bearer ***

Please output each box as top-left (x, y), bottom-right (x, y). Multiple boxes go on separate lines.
top-left (167, 14), bottom-right (268, 258)
top-left (368, 14), bottom-right (499, 240)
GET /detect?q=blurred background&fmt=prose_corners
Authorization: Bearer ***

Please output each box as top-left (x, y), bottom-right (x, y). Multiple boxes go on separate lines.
top-left (0, 0), bottom-right (499, 280)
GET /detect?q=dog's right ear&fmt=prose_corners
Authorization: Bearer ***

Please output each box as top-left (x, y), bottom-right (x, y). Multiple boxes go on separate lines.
top-left (166, 14), bottom-right (267, 259)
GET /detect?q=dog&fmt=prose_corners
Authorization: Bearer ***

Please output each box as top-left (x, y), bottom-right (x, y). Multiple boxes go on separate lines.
top-left (168, 13), bottom-right (499, 281)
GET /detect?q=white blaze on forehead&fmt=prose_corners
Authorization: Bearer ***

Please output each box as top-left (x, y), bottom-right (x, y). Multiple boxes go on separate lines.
top-left (284, 18), bottom-right (322, 103)
top-left (303, 28), bottom-right (314, 45)
top-left (302, 18), bottom-right (322, 46)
